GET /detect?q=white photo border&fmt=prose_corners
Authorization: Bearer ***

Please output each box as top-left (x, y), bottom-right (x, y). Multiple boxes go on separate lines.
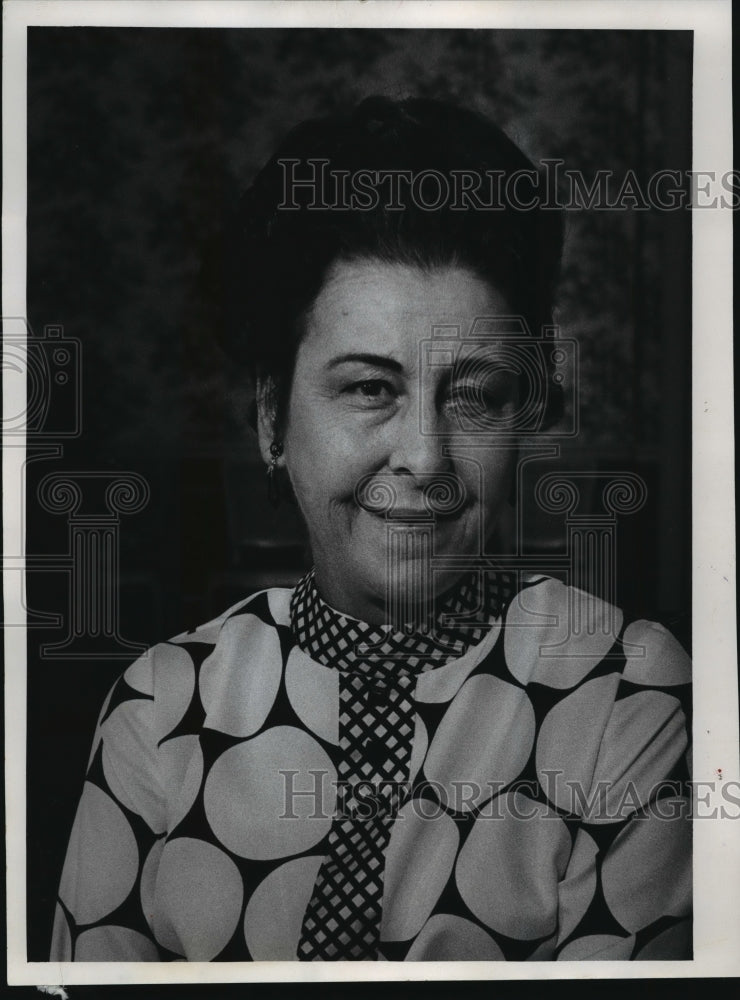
top-left (3, 0), bottom-right (736, 986)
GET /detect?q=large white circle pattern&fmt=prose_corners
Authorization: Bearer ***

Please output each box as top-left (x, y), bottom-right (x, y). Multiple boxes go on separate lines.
top-left (159, 735), bottom-right (204, 830)
top-left (536, 674), bottom-right (621, 814)
top-left (588, 691), bottom-right (686, 822)
top-left (59, 781), bottom-right (139, 925)
top-left (123, 642), bottom-right (195, 744)
top-left (456, 792), bottom-right (571, 940)
top-left (155, 837), bottom-right (244, 960)
top-left (51, 906), bottom-right (72, 961)
top-left (555, 830), bottom-right (599, 942)
top-left (199, 614), bottom-right (282, 737)
top-left (381, 803), bottom-right (459, 941)
top-left (243, 855), bottom-right (324, 959)
top-left (504, 579), bottom-right (623, 688)
top-left (526, 934), bottom-right (559, 960)
top-left (204, 726), bottom-right (336, 860)
top-left (405, 913), bottom-right (505, 960)
top-left (414, 624), bottom-right (499, 705)
top-left (121, 650), bottom-right (153, 695)
top-left (285, 647), bottom-right (339, 745)
top-left (53, 576), bottom-right (692, 962)
top-left (557, 933), bottom-right (636, 960)
top-left (75, 925), bottom-right (161, 961)
top-left (601, 802), bottom-right (691, 932)
top-left (622, 621), bottom-right (691, 687)
top-left (101, 701), bottom-right (166, 834)
top-left (267, 588), bottom-right (292, 626)
top-left (86, 684), bottom-right (115, 768)
top-left (140, 836), bottom-right (166, 933)
top-left (424, 674), bottom-right (535, 812)
top-left (406, 714), bottom-right (428, 785)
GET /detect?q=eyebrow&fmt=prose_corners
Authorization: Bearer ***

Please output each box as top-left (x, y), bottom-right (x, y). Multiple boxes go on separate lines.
top-left (326, 352), bottom-right (404, 373)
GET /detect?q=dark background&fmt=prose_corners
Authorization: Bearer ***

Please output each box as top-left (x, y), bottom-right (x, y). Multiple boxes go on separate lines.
top-left (24, 28), bottom-right (692, 960)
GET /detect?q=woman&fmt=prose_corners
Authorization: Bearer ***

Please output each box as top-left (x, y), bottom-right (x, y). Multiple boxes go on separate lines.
top-left (52, 97), bottom-right (691, 962)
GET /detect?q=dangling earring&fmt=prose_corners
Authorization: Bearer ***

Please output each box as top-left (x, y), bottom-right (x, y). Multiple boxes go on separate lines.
top-left (267, 441), bottom-right (283, 507)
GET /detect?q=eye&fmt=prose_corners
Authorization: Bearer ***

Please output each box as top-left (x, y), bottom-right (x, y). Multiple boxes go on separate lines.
top-left (345, 379), bottom-right (397, 407)
top-left (446, 380), bottom-right (517, 420)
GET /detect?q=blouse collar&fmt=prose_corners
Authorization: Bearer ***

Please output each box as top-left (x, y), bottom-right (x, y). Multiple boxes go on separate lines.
top-left (290, 567), bottom-right (514, 676)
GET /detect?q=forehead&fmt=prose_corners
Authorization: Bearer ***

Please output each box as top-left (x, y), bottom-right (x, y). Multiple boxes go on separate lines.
top-left (300, 259), bottom-right (510, 363)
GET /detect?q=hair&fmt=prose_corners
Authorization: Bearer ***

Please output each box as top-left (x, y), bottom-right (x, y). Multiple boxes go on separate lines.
top-left (215, 95), bottom-right (565, 432)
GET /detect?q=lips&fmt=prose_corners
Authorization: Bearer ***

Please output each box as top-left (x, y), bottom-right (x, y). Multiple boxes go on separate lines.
top-left (385, 507), bottom-right (433, 520)
top-left (354, 472), bottom-right (469, 520)
top-left (361, 501), bottom-right (471, 524)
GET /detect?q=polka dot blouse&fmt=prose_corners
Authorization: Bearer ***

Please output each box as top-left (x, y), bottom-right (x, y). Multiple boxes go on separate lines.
top-left (51, 572), bottom-right (692, 962)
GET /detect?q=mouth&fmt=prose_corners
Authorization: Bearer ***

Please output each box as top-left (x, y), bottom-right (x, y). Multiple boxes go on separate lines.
top-left (360, 502), bottom-right (472, 526)
top-left (354, 473), bottom-right (470, 523)
top-left (385, 507), bottom-right (434, 521)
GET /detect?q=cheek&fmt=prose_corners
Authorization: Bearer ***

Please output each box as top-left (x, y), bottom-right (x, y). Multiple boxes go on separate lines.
top-left (477, 451), bottom-right (515, 509)
top-left (285, 399), bottom-right (383, 502)
top-left (284, 419), bottom-right (370, 512)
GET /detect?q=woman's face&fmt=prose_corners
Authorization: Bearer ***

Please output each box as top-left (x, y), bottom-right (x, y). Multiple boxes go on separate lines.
top-left (260, 258), bottom-right (520, 626)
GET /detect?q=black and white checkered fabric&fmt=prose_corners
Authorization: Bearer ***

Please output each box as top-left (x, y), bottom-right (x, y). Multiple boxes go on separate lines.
top-left (292, 568), bottom-right (512, 961)
top-left (290, 568), bottom-right (513, 674)
top-left (298, 670), bottom-right (415, 960)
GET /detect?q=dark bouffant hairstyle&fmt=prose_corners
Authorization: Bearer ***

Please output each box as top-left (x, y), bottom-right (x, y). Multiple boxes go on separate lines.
top-left (217, 95), bottom-right (565, 431)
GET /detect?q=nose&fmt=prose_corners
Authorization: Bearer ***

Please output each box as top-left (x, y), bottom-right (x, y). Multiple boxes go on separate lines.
top-left (387, 397), bottom-right (451, 480)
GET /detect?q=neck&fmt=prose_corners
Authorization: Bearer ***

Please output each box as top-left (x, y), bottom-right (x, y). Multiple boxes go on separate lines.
top-left (290, 567), bottom-right (499, 674)
top-left (313, 568), bottom-right (472, 631)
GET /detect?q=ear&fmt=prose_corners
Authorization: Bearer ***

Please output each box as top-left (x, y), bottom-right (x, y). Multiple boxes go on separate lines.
top-left (255, 376), bottom-right (285, 466)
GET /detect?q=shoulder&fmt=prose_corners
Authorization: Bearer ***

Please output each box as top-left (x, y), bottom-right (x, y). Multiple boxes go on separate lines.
top-left (104, 587), bottom-right (295, 731)
top-left (507, 578), bottom-right (691, 819)
top-left (168, 585), bottom-right (295, 646)
top-left (84, 587), bottom-right (297, 833)
top-left (502, 574), bottom-right (691, 689)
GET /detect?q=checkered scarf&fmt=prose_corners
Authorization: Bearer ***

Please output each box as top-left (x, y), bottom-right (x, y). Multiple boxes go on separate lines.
top-left (290, 567), bottom-right (514, 675)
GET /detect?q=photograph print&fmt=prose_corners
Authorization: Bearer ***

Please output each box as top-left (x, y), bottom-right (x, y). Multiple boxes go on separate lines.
top-left (4, 2), bottom-right (733, 980)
